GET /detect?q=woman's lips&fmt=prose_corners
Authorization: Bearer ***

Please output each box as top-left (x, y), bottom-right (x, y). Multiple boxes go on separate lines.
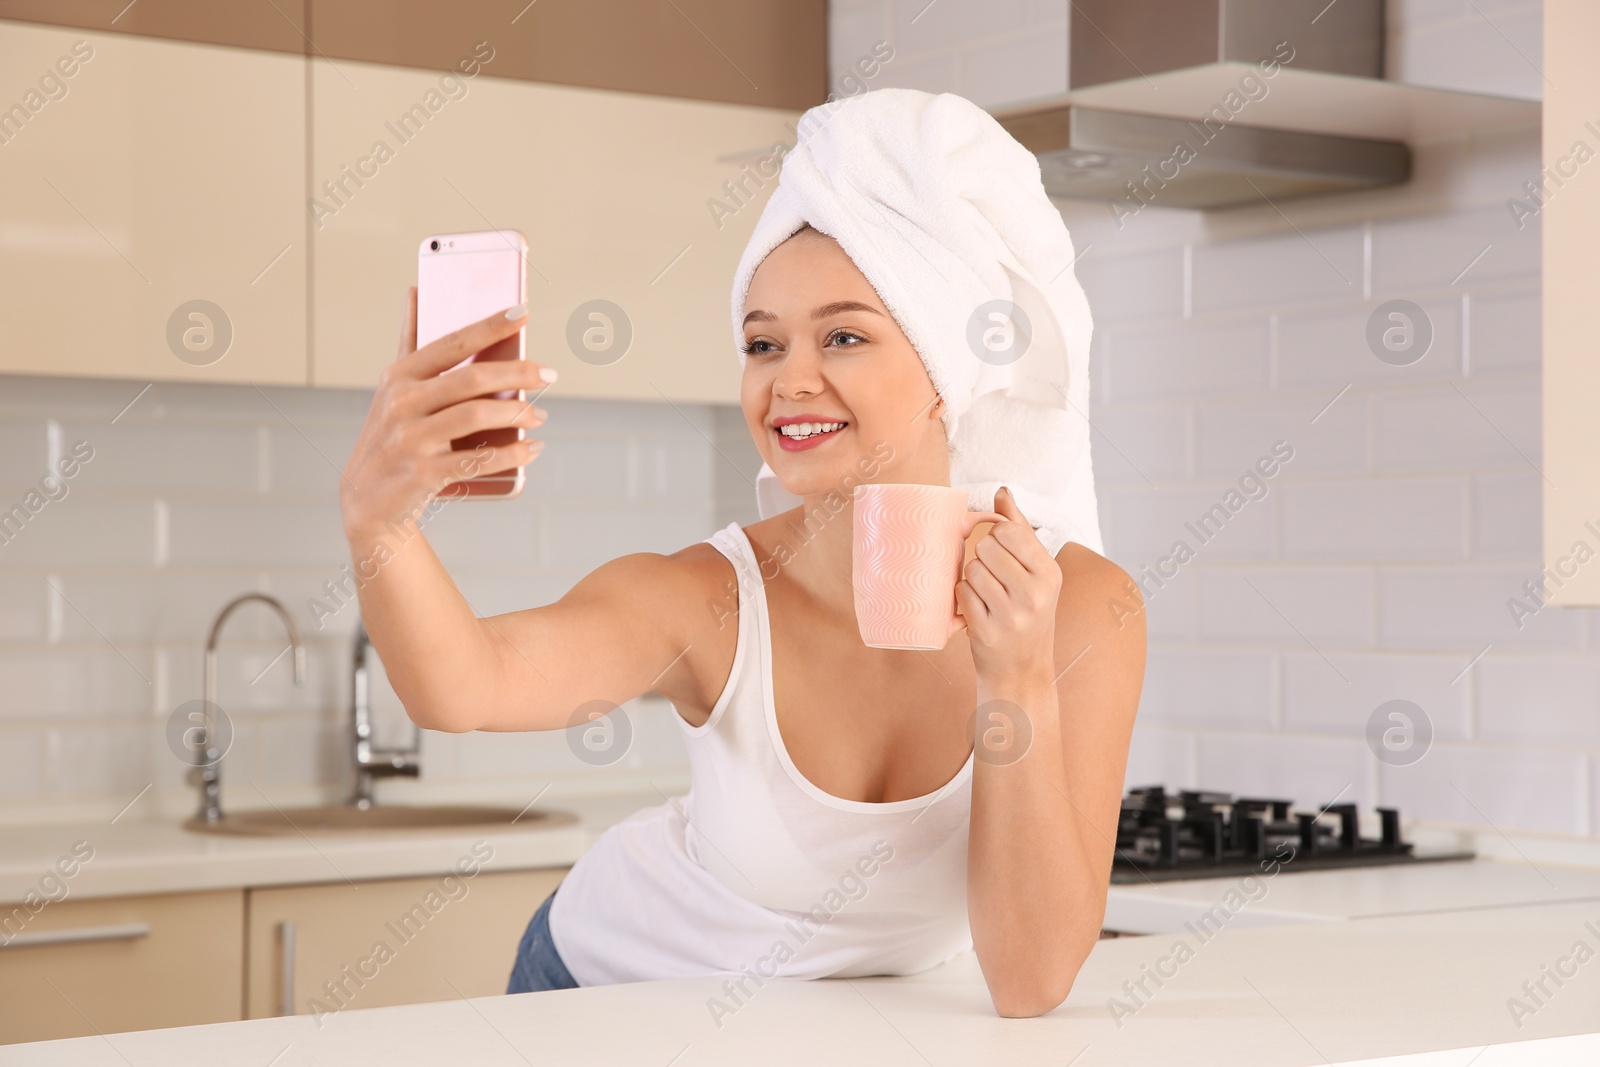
top-left (775, 423), bottom-right (847, 452)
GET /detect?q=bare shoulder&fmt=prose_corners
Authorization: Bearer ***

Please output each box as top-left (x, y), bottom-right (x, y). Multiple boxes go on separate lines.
top-left (579, 536), bottom-right (742, 718)
top-left (580, 537), bottom-right (739, 635)
top-left (1053, 541), bottom-right (1145, 647)
top-left (1049, 543), bottom-right (1145, 742)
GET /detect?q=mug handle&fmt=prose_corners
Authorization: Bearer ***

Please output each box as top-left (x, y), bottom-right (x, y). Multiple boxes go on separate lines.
top-left (948, 510), bottom-right (1007, 639)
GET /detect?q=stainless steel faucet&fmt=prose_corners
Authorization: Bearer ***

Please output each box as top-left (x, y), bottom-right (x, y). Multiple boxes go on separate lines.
top-left (349, 619), bottom-right (420, 809)
top-left (197, 593), bottom-right (306, 823)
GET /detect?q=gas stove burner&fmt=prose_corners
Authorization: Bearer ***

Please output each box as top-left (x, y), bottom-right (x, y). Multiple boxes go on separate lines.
top-left (1110, 785), bottom-right (1473, 883)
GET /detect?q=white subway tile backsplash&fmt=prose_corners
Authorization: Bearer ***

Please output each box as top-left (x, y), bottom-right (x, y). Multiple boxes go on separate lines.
top-left (159, 637), bottom-right (341, 722)
top-left (1075, 247), bottom-right (1186, 323)
top-left (1276, 296), bottom-right (1465, 390)
top-left (0, 648), bottom-right (152, 717)
top-left (1195, 566), bottom-right (1373, 647)
top-left (1195, 395), bottom-right (1367, 479)
top-left (413, 495), bottom-right (542, 573)
top-left (1471, 472), bottom-right (1541, 558)
top-left (1387, 0), bottom-right (1470, 32)
top-left (958, 26), bottom-right (1068, 110)
top-left (521, 436), bottom-right (632, 501)
top-left (541, 503), bottom-right (718, 575)
top-left (1387, 4), bottom-right (1544, 100)
top-left (0, 497), bottom-right (157, 568)
top-left (1281, 650), bottom-right (1472, 740)
top-left (1191, 227), bottom-right (1365, 317)
top-left (0, 419), bottom-right (49, 486)
top-left (1379, 743), bottom-right (1586, 836)
top-left (885, 0), bottom-right (1035, 57)
top-left (1476, 655), bottom-right (1600, 746)
top-left (0, 377), bottom-right (726, 817)
top-left (1373, 379), bottom-right (1541, 473)
top-left (1370, 204), bottom-right (1540, 296)
top-left (446, 571), bottom-right (586, 622)
top-left (1377, 565), bottom-right (1586, 652)
top-left (870, 49), bottom-right (961, 96)
top-left (1279, 478), bottom-right (1467, 561)
top-left (633, 437), bottom-right (713, 501)
top-left (1194, 732), bottom-right (1377, 810)
top-left (253, 718), bottom-right (347, 787)
top-left (60, 420), bottom-right (261, 496)
top-left (1137, 646), bottom-right (1276, 729)
top-left (0, 729), bottom-right (47, 796)
top-left (1107, 484), bottom-right (1275, 563)
top-left (48, 724), bottom-right (151, 796)
top-left (1107, 317), bottom-right (1271, 403)
top-left (1122, 726), bottom-right (1197, 791)
top-left (51, 571), bottom-right (272, 644)
top-left (262, 421), bottom-right (361, 498)
top-left (164, 498), bottom-right (345, 569)
top-left (1126, 556), bottom-right (1195, 642)
top-left (455, 726), bottom-right (583, 779)
top-left (0, 575), bottom-right (46, 642)
top-left (1086, 404), bottom-right (1190, 487)
top-left (1468, 288), bottom-right (1540, 375)
top-left (828, 3), bottom-right (892, 97)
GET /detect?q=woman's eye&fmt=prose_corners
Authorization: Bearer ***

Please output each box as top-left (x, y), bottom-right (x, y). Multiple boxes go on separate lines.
top-left (828, 330), bottom-right (865, 347)
top-left (742, 339), bottom-right (774, 356)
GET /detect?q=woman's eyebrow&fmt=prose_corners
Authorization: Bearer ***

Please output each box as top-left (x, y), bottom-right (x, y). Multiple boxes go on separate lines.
top-left (742, 300), bottom-right (884, 327)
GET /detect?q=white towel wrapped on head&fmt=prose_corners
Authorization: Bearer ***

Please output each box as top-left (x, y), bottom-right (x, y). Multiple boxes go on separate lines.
top-left (731, 87), bottom-right (1102, 558)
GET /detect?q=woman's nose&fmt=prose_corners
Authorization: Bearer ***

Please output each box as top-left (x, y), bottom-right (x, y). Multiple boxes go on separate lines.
top-left (773, 347), bottom-right (825, 396)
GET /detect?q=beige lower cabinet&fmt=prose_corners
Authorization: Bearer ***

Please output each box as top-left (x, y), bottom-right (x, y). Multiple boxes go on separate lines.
top-left (0, 888), bottom-right (245, 1045)
top-left (245, 866), bottom-right (568, 1020)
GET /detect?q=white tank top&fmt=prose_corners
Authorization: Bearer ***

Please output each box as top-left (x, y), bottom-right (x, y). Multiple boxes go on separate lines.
top-left (547, 521), bottom-right (975, 987)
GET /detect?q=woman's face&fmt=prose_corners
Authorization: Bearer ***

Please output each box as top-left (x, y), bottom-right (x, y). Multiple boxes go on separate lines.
top-left (739, 229), bottom-right (948, 500)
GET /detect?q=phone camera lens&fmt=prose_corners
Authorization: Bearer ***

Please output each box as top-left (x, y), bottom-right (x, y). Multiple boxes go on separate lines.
top-left (429, 240), bottom-right (440, 251)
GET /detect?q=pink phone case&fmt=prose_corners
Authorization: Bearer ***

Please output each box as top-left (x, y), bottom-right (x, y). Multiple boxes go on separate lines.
top-left (416, 229), bottom-right (529, 500)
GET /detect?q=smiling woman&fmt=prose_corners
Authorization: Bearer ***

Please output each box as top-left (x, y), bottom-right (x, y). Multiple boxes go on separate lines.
top-left (338, 86), bottom-right (1144, 1020)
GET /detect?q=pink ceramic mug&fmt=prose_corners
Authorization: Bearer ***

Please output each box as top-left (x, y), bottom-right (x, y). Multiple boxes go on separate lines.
top-left (853, 483), bottom-right (1005, 650)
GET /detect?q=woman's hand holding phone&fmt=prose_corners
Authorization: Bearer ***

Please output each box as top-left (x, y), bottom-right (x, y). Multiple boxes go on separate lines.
top-left (339, 286), bottom-right (554, 543)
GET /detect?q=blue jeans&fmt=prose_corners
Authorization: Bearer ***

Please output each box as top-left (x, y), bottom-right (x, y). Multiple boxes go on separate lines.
top-left (506, 886), bottom-right (580, 994)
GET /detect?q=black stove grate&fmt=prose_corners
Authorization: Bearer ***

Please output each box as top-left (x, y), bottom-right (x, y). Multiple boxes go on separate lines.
top-left (1109, 785), bottom-right (1471, 884)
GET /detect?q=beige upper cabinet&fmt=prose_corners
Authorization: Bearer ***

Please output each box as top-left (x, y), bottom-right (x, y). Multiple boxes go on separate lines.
top-left (308, 57), bottom-right (798, 403)
top-left (1542, 0), bottom-right (1600, 605)
top-left (0, 20), bottom-right (307, 385)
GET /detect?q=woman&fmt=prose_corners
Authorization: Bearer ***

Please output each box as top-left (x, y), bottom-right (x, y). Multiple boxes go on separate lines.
top-left (339, 88), bottom-right (1144, 1018)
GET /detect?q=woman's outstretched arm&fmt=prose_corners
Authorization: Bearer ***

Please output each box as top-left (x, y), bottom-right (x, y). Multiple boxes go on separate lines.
top-left (339, 288), bottom-right (705, 734)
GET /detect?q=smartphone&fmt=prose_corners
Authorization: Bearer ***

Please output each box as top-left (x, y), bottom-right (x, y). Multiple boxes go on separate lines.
top-left (416, 228), bottom-right (530, 500)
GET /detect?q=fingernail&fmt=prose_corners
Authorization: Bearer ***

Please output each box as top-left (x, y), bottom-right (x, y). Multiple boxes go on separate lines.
top-left (539, 366), bottom-right (558, 383)
top-left (532, 406), bottom-right (548, 420)
top-left (505, 303), bottom-right (527, 320)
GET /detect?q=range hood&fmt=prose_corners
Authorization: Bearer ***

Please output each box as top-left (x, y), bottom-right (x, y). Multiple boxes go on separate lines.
top-left (994, 0), bottom-right (1419, 210)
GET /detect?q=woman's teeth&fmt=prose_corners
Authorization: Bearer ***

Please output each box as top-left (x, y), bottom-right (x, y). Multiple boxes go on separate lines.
top-left (778, 421), bottom-right (846, 439)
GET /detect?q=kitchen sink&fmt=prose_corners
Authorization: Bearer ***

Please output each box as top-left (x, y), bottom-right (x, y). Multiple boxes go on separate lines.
top-left (182, 804), bottom-right (577, 836)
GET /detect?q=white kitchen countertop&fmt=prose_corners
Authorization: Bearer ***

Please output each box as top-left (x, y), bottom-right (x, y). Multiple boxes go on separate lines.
top-left (8, 789), bottom-right (1600, 944)
top-left (1103, 854), bottom-right (1600, 934)
top-left (0, 788), bottom-right (667, 904)
top-left (5, 898), bottom-right (1597, 1066)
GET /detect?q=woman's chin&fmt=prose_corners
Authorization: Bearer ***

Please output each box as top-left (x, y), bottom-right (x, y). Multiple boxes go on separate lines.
top-left (766, 458), bottom-right (870, 499)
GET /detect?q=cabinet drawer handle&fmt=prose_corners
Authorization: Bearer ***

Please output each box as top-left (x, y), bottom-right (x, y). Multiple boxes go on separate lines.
top-left (279, 921), bottom-right (296, 1017)
top-left (0, 922), bottom-right (152, 949)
